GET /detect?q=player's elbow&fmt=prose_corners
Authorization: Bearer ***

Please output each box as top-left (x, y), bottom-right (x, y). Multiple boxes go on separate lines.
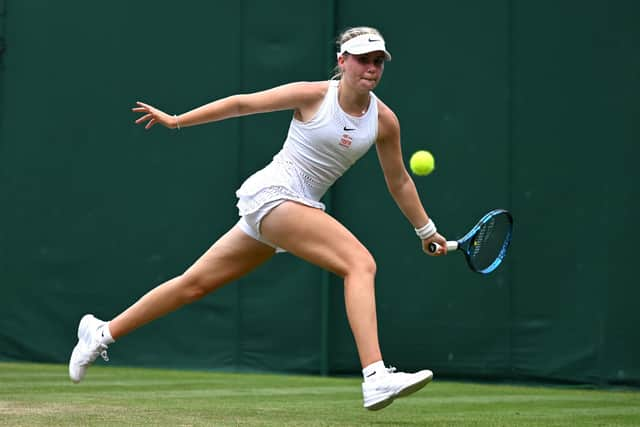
top-left (228, 95), bottom-right (248, 117)
top-left (385, 170), bottom-right (412, 196)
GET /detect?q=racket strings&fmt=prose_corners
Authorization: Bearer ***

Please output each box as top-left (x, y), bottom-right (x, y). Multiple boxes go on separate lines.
top-left (468, 215), bottom-right (511, 272)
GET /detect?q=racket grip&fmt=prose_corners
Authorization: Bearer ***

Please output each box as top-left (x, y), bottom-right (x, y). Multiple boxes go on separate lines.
top-left (428, 241), bottom-right (459, 253)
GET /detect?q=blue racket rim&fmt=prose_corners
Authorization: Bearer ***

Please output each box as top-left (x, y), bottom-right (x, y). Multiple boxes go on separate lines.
top-left (458, 209), bottom-right (513, 274)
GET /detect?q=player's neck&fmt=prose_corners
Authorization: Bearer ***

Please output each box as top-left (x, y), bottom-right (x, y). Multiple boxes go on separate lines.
top-left (338, 84), bottom-right (370, 116)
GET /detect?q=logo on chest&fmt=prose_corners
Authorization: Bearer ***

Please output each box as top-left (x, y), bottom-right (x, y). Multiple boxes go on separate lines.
top-left (339, 133), bottom-right (353, 148)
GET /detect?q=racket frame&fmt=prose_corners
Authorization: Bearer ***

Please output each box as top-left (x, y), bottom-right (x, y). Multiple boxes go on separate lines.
top-left (429, 209), bottom-right (513, 274)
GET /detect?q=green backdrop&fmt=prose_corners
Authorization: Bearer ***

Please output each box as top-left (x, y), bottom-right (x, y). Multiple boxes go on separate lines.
top-left (1, 0), bottom-right (638, 387)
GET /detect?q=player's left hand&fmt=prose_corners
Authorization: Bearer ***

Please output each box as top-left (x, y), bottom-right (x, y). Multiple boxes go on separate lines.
top-left (422, 232), bottom-right (447, 256)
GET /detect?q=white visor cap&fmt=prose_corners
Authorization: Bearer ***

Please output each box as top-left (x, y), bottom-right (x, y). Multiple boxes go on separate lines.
top-left (338, 34), bottom-right (392, 61)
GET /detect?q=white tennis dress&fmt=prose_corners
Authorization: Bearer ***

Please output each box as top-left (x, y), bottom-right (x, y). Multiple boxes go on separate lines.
top-left (236, 79), bottom-right (380, 249)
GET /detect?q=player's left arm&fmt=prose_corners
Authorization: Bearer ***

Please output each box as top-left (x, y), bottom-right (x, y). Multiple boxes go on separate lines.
top-left (375, 101), bottom-right (447, 253)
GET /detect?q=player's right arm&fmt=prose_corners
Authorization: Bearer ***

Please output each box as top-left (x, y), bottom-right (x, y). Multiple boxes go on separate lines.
top-left (132, 81), bottom-right (328, 130)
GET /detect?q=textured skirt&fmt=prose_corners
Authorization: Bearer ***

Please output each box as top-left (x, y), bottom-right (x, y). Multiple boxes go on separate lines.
top-left (236, 154), bottom-right (327, 217)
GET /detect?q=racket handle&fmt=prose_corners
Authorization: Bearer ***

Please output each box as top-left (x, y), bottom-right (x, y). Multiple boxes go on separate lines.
top-left (428, 241), bottom-right (459, 253)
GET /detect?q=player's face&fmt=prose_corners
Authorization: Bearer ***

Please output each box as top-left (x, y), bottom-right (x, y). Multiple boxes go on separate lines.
top-left (342, 52), bottom-right (386, 91)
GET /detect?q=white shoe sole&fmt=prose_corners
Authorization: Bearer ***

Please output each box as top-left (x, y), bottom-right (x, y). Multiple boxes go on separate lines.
top-left (69, 314), bottom-right (100, 383)
top-left (364, 371), bottom-right (433, 411)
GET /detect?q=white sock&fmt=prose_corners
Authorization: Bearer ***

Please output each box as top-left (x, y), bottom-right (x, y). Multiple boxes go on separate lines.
top-left (362, 360), bottom-right (386, 382)
top-left (98, 322), bottom-right (115, 344)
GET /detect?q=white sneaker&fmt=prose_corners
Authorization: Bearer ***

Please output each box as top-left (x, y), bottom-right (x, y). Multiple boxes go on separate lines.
top-left (69, 314), bottom-right (110, 383)
top-left (362, 366), bottom-right (433, 410)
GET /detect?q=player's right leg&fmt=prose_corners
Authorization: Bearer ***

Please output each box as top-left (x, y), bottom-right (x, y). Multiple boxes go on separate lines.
top-left (69, 225), bottom-right (275, 383)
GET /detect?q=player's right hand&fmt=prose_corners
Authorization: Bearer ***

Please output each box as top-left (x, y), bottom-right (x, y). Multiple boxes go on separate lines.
top-left (132, 101), bottom-right (178, 130)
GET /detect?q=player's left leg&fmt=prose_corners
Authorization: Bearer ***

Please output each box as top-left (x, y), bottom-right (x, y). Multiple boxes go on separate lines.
top-left (260, 201), bottom-right (433, 410)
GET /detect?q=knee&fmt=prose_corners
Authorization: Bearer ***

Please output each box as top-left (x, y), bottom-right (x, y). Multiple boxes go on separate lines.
top-left (347, 251), bottom-right (377, 279)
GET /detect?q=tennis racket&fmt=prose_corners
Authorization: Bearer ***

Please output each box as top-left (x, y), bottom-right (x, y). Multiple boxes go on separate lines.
top-left (429, 209), bottom-right (513, 274)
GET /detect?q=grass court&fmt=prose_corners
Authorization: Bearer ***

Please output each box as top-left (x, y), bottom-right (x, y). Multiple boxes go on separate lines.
top-left (0, 362), bottom-right (638, 426)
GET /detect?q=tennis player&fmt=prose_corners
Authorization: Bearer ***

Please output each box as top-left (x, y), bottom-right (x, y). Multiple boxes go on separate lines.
top-left (69, 26), bottom-right (447, 411)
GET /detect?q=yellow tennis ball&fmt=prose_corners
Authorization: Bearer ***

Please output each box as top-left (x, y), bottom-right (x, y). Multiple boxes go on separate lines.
top-left (409, 150), bottom-right (435, 176)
